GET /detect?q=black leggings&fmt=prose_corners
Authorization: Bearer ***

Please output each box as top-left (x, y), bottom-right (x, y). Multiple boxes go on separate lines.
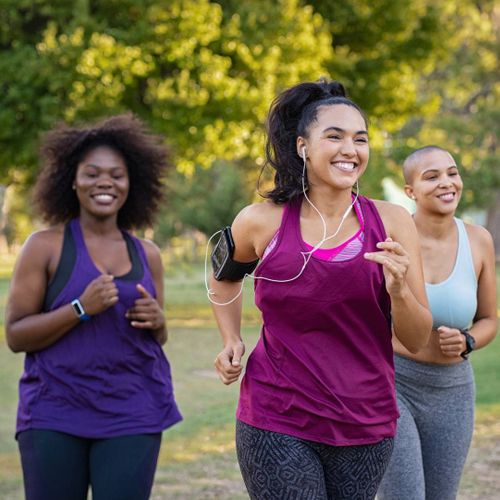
top-left (236, 420), bottom-right (393, 500)
top-left (18, 429), bottom-right (162, 500)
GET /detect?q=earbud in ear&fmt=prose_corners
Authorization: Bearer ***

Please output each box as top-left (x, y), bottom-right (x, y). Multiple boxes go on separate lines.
top-left (302, 146), bottom-right (307, 160)
top-left (411, 195), bottom-right (416, 200)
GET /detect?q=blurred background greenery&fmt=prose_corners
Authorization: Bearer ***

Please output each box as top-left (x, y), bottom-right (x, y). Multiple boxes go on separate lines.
top-left (0, 0), bottom-right (498, 254)
top-left (0, 1), bottom-right (499, 498)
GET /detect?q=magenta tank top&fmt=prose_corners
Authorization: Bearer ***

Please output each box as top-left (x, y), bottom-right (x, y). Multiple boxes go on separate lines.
top-left (237, 196), bottom-right (398, 445)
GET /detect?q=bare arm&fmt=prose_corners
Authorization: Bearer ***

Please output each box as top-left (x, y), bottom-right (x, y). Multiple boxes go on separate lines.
top-left (470, 227), bottom-right (498, 348)
top-left (6, 231), bottom-right (118, 353)
top-left (364, 202), bottom-right (432, 353)
top-left (127, 240), bottom-right (167, 345)
top-left (211, 202), bottom-right (282, 384)
top-left (438, 225), bottom-right (497, 357)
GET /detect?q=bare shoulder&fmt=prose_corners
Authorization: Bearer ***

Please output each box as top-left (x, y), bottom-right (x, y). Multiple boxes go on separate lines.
top-left (234, 200), bottom-right (284, 233)
top-left (138, 238), bottom-right (163, 268)
top-left (11, 226), bottom-right (65, 281)
top-left (371, 199), bottom-right (415, 238)
top-left (372, 199), bottom-right (412, 219)
top-left (464, 220), bottom-right (494, 247)
top-left (463, 221), bottom-right (495, 264)
top-left (233, 200), bottom-right (285, 258)
top-left (20, 226), bottom-right (64, 259)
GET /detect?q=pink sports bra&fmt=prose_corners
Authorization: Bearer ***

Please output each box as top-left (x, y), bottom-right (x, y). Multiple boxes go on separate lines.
top-left (263, 197), bottom-right (364, 262)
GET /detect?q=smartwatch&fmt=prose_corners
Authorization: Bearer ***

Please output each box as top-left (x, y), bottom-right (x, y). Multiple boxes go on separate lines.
top-left (71, 299), bottom-right (91, 321)
top-left (459, 328), bottom-right (475, 359)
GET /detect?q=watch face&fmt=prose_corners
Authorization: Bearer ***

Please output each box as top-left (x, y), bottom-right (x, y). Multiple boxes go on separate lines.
top-left (466, 334), bottom-right (476, 351)
top-left (72, 300), bottom-right (84, 316)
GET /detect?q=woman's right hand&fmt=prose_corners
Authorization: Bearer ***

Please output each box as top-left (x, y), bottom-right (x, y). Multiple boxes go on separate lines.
top-left (214, 340), bottom-right (245, 385)
top-left (79, 274), bottom-right (119, 315)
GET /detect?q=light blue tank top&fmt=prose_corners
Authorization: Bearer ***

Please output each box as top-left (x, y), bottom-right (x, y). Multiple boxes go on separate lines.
top-left (425, 218), bottom-right (477, 330)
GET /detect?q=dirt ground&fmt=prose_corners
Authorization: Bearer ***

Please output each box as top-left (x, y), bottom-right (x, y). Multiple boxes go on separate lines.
top-left (150, 419), bottom-right (500, 500)
top-left (458, 414), bottom-right (500, 499)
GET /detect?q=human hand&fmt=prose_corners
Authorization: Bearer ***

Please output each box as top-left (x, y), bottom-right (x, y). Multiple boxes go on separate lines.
top-left (79, 274), bottom-right (119, 315)
top-left (126, 284), bottom-right (165, 330)
top-left (437, 326), bottom-right (466, 358)
top-left (214, 340), bottom-right (245, 385)
top-left (364, 238), bottom-right (410, 298)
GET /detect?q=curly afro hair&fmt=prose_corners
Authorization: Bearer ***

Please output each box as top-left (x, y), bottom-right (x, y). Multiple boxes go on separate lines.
top-left (33, 113), bottom-right (171, 230)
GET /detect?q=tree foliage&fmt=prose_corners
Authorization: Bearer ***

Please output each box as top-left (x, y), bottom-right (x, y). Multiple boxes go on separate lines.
top-left (156, 161), bottom-right (252, 243)
top-left (306, 0), bottom-right (447, 128)
top-left (398, 0), bottom-right (499, 211)
top-left (0, 0), bottom-right (498, 247)
top-left (0, 0), bottom-right (332, 182)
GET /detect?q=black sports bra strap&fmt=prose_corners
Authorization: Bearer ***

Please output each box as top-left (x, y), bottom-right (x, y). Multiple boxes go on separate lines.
top-left (43, 224), bottom-right (76, 311)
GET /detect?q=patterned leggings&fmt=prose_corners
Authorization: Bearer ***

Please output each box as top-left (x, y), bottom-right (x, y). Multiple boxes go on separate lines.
top-left (236, 420), bottom-right (394, 500)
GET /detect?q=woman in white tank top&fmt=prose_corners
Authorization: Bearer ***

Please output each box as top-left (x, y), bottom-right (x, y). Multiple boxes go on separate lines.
top-left (378, 146), bottom-right (498, 500)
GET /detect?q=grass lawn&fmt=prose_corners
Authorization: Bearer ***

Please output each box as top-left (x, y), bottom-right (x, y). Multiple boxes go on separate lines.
top-left (0, 259), bottom-right (498, 499)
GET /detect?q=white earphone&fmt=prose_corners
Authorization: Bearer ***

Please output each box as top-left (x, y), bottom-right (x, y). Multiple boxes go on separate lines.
top-left (205, 143), bottom-right (359, 306)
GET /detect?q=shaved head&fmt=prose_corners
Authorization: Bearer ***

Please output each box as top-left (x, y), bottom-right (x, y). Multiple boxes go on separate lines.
top-left (403, 146), bottom-right (452, 184)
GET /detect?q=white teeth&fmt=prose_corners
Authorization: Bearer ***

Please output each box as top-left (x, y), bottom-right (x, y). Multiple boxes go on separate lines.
top-left (333, 162), bottom-right (356, 172)
top-left (94, 194), bottom-right (114, 202)
top-left (438, 193), bottom-right (455, 201)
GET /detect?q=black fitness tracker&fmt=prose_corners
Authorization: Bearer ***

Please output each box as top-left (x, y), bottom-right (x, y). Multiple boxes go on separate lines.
top-left (459, 328), bottom-right (475, 359)
top-left (71, 299), bottom-right (91, 321)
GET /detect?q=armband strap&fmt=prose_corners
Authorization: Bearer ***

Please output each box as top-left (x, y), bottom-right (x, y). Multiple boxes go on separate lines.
top-left (211, 226), bottom-right (259, 281)
top-left (214, 256), bottom-right (259, 281)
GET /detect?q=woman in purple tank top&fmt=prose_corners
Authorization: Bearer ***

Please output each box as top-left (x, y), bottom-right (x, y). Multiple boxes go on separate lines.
top-left (209, 80), bottom-right (433, 500)
top-left (6, 114), bottom-right (181, 500)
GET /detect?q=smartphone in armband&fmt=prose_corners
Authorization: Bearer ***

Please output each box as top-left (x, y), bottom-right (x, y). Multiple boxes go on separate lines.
top-left (211, 226), bottom-right (259, 281)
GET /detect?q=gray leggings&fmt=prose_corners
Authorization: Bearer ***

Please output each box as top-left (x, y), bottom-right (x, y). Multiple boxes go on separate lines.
top-left (377, 354), bottom-right (475, 500)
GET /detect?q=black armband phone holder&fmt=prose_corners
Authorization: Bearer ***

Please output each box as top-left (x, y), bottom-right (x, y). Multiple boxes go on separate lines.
top-left (211, 226), bottom-right (259, 281)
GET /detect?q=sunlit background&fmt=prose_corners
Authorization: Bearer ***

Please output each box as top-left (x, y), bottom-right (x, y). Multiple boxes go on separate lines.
top-left (0, 1), bottom-right (498, 498)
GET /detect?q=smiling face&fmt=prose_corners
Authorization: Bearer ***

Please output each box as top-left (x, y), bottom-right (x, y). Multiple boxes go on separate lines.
top-left (297, 104), bottom-right (369, 193)
top-left (74, 145), bottom-right (130, 221)
top-left (405, 149), bottom-right (463, 215)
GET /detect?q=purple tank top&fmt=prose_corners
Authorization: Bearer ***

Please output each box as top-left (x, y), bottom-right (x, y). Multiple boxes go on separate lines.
top-left (16, 219), bottom-right (182, 438)
top-left (237, 196), bottom-right (398, 445)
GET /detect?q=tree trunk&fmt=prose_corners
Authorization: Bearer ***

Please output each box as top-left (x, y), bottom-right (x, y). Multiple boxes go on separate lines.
top-left (0, 185), bottom-right (9, 253)
top-left (486, 190), bottom-right (500, 262)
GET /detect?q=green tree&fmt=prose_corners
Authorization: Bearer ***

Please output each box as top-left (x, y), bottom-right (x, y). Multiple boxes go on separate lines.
top-left (309, 0), bottom-right (446, 125)
top-left (157, 161), bottom-right (253, 243)
top-left (0, 0), bottom-right (332, 181)
top-left (0, 0), bottom-right (332, 245)
top-left (391, 0), bottom-right (499, 254)
top-left (1, 0), bottom-right (497, 253)
top-left (308, 0), bottom-right (499, 247)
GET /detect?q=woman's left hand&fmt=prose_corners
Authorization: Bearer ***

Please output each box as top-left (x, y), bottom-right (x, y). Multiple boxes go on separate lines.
top-left (126, 284), bottom-right (165, 330)
top-left (364, 237), bottom-right (410, 298)
top-left (437, 326), bottom-right (466, 358)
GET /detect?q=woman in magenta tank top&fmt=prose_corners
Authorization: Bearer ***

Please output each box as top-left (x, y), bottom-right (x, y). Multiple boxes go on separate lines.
top-left (5, 115), bottom-right (181, 500)
top-left (209, 80), bottom-right (433, 500)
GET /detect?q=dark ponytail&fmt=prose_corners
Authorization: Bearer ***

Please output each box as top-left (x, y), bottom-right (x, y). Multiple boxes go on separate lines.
top-left (262, 79), bottom-right (367, 204)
